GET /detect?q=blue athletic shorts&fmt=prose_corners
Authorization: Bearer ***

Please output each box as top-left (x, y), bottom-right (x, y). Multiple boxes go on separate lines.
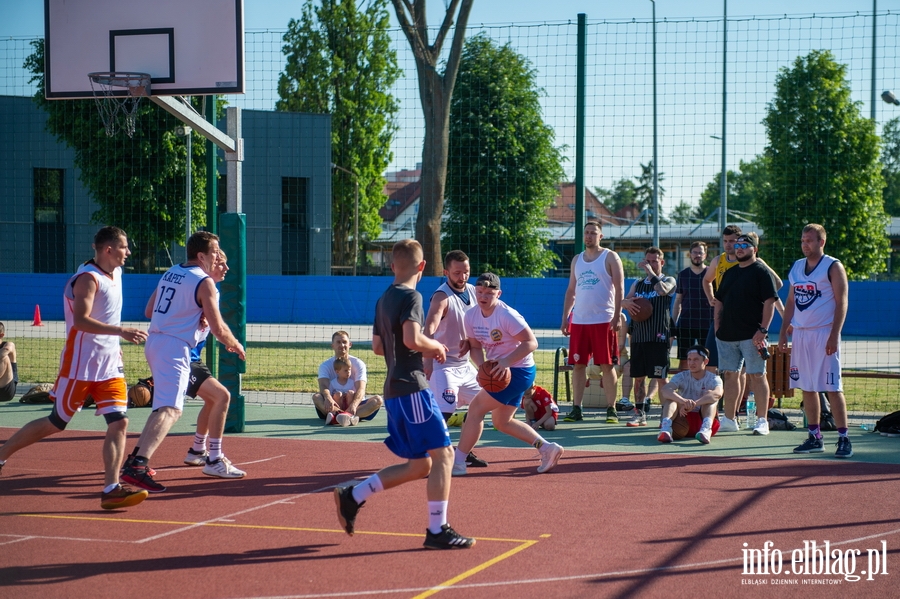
top-left (487, 365), bottom-right (537, 407)
top-left (384, 389), bottom-right (451, 460)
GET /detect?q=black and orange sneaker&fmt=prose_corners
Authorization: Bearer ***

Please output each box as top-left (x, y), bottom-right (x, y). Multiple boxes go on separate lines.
top-left (101, 484), bottom-right (149, 510)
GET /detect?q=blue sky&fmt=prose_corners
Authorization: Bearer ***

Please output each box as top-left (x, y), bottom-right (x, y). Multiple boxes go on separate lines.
top-left (2, 1), bottom-right (889, 38)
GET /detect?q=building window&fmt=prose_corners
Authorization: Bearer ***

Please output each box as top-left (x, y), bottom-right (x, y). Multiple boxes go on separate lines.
top-left (282, 177), bottom-right (309, 275)
top-left (33, 168), bottom-right (66, 273)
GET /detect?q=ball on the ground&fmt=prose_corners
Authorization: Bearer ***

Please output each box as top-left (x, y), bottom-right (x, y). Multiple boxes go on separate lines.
top-left (672, 413), bottom-right (690, 440)
top-left (630, 297), bottom-right (654, 323)
top-left (127, 385), bottom-right (151, 408)
top-left (477, 360), bottom-right (511, 393)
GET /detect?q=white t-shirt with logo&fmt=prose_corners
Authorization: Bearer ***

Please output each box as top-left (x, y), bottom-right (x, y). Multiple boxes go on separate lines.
top-left (463, 300), bottom-right (535, 368)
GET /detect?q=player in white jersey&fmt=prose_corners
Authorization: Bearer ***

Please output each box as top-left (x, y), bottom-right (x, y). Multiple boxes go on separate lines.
top-left (0, 227), bottom-right (149, 510)
top-left (423, 250), bottom-right (487, 468)
top-left (122, 232), bottom-right (246, 492)
top-left (778, 224), bottom-right (852, 458)
top-left (561, 221), bottom-right (625, 423)
top-left (452, 273), bottom-right (564, 476)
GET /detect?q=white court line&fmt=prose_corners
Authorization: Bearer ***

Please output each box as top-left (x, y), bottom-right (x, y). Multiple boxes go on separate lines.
top-left (229, 525), bottom-right (900, 599)
top-left (134, 483), bottom-right (340, 543)
top-left (162, 454), bottom-right (286, 472)
top-left (0, 533), bottom-right (131, 544)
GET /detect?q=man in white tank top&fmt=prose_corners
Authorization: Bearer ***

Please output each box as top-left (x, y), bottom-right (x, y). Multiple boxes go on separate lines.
top-left (122, 232), bottom-right (246, 493)
top-left (560, 221), bottom-right (625, 423)
top-left (778, 224), bottom-right (852, 458)
top-left (0, 227), bottom-right (150, 510)
top-left (423, 250), bottom-right (487, 468)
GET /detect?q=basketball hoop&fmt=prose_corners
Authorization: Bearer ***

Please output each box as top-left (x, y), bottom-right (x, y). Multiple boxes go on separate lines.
top-left (88, 72), bottom-right (151, 138)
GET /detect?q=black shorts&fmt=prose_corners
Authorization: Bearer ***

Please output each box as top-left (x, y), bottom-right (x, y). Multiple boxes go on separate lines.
top-left (185, 362), bottom-right (212, 398)
top-left (630, 342), bottom-right (670, 379)
top-left (676, 327), bottom-right (709, 360)
top-left (0, 380), bottom-right (15, 402)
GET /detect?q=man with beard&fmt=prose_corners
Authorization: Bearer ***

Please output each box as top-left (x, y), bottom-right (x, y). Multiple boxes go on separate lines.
top-left (673, 241), bottom-right (714, 371)
top-left (423, 250), bottom-right (488, 468)
top-left (714, 233), bottom-right (778, 436)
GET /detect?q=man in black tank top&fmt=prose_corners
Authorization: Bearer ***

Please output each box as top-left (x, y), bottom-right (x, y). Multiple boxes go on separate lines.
top-left (622, 247), bottom-right (676, 426)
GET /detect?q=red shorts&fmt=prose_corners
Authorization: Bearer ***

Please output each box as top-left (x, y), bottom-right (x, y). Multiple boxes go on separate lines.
top-left (568, 322), bottom-right (619, 366)
top-left (685, 411), bottom-right (720, 437)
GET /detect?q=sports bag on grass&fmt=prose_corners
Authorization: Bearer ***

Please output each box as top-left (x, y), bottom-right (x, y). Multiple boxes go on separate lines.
top-left (19, 383), bottom-right (53, 404)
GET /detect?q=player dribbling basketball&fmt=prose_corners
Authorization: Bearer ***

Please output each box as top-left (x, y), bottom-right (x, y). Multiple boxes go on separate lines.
top-left (452, 273), bottom-right (564, 476)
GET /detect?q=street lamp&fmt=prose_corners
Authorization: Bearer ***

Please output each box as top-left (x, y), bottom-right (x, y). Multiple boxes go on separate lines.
top-left (882, 90), bottom-right (900, 106)
top-left (332, 163), bottom-right (359, 276)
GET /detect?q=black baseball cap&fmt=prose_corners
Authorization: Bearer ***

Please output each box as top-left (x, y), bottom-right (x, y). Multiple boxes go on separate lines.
top-left (475, 272), bottom-right (501, 289)
top-left (736, 234), bottom-right (758, 248)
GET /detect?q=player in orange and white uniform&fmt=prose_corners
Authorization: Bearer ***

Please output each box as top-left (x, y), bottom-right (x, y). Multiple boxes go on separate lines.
top-left (0, 227), bottom-right (149, 510)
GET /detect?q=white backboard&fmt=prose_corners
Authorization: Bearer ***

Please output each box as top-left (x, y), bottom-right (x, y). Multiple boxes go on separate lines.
top-left (45, 0), bottom-right (244, 98)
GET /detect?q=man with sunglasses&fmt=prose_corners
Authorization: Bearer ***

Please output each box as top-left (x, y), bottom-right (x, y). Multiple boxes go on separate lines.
top-left (713, 233), bottom-right (779, 436)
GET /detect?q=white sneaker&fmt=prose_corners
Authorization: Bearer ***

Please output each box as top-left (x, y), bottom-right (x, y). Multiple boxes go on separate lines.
top-left (753, 417), bottom-right (770, 436)
top-left (451, 462), bottom-right (468, 477)
top-left (202, 456), bottom-right (246, 478)
top-left (657, 421), bottom-right (673, 443)
top-left (696, 427), bottom-right (712, 444)
top-left (537, 442), bottom-right (564, 474)
top-left (183, 448), bottom-right (208, 466)
top-left (325, 413), bottom-right (336, 426)
top-left (336, 413), bottom-right (352, 427)
top-left (718, 416), bottom-right (739, 432)
top-left (349, 415), bottom-right (360, 426)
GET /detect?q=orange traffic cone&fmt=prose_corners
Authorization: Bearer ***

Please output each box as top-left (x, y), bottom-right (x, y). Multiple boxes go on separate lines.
top-left (32, 304), bottom-right (44, 327)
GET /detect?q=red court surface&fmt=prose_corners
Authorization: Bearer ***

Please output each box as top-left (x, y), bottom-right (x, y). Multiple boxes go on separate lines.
top-left (1, 429), bottom-right (899, 598)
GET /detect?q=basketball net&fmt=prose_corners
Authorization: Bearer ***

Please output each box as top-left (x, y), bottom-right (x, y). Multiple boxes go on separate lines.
top-left (88, 72), bottom-right (151, 138)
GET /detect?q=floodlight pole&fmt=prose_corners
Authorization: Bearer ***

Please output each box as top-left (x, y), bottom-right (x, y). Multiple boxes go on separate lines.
top-left (720, 0), bottom-right (728, 231)
top-left (185, 124), bottom-right (192, 261)
top-left (650, 0), bottom-right (659, 248)
top-left (332, 163), bottom-right (360, 276)
top-left (872, 0), bottom-right (878, 121)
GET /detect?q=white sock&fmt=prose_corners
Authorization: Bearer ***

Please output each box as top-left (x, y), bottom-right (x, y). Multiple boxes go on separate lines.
top-left (192, 433), bottom-right (208, 453)
top-left (103, 483), bottom-right (120, 494)
top-left (208, 437), bottom-right (223, 461)
top-left (352, 473), bottom-right (384, 504)
top-left (661, 417), bottom-right (672, 427)
top-left (428, 501), bottom-right (448, 534)
top-left (454, 448), bottom-right (467, 465)
top-left (701, 417), bottom-right (713, 429)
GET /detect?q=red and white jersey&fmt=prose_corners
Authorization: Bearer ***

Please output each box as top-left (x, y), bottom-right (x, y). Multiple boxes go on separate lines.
top-left (59, 261), bottom-right (124, 382)
top-left (571, 249), bottom-right (616, 325)
top-left (148, 263), bottom-right (209, 347)
top-left (464, 300), bottom-right (535, 368)
top-left (431, 281), bottom-right (477, 368)
top-left (789, 255), bottom-right (840, 330)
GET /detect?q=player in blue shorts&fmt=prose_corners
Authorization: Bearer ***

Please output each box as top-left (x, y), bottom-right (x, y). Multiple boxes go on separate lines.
top-left (333, 239), bottom-right (475, 550)
top-left (452, 273), bottom-right (564, 476)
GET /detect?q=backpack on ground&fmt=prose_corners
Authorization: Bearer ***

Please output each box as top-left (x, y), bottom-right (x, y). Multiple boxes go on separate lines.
top-left (767, 408), bottom-right (797, 431)
top-left (19, 383), bottom-right (53, 404)
top-left (875, 410), bottom-right (900, 433)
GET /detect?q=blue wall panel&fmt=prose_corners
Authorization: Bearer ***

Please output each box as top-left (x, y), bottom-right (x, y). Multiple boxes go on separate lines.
top-left (0, 275), bottom-right (896, 337)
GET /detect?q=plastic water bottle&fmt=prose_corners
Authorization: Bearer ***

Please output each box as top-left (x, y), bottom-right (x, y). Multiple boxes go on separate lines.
top-left (745, 393), bottom-right (756, 429)
top-left (860, 423), bottom-right (873, 432)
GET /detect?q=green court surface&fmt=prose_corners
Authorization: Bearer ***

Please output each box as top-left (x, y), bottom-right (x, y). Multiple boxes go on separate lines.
top-left (2, 400), bottom-right (897, 466)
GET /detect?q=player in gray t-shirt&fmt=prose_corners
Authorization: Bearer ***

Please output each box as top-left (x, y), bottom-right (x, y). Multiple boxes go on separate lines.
top-left (657, 346), bottom-right (723, 445)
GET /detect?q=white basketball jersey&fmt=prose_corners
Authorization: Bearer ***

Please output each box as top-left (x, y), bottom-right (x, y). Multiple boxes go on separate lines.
top-left (148, 263), bottom-right (209, 347)
top-left (571, 249), bottom-right (616, 324)
top-left (431, 282), bottom-right (476, 367)
top-left (788, 255), bottom-right (839, 330)
top-left (59, 261), bottom-right (124, 381)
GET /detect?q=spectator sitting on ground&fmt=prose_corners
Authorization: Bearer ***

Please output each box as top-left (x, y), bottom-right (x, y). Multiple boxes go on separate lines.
top-left (522, 385), bottom-right (558, 431)
top-left (326, 357), bottom-right (360, 426)
top-left (0, 322), bottom-right (19, 402)
top-left (313, 330), bottom-right (383, 424)
top-left (657, 345), bottom-right (723, 444)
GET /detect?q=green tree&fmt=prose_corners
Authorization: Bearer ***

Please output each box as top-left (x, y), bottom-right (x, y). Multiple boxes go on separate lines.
top-left (594, 178), bottom-right (637, 214)
top-left (391, 0), bottom-right (475, 275)
top-left (24, 39), bottom-right (211, 272)
top-left (277, 0), bottom-right (401, 269)
top-left (443, 34), bottom-right (564, 276)
top-left (669, 201), bottom-right (696, 224)
top-left (633, 160), bottom-right (666, 214)
top-left (696, 156), bottom-right (771, 221)
top-left (881, 117), bottom-right (900, 216)
top-left (760, 50), bottom-right (889, 279)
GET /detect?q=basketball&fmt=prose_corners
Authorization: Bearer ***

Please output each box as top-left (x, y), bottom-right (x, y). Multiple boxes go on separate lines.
top-left (477, 360), bottom-right (512, 393)
top-left (630, 297), bottom-right (654, 322)
top-left (127, 384), bottom-right (152, 408)
top-left (672, 413), bottom-right (690, 440)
